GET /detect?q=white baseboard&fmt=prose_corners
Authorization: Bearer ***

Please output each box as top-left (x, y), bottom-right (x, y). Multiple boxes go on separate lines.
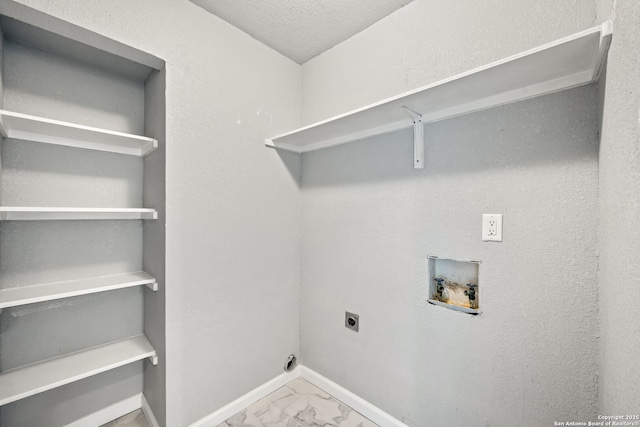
top-left (189, 368), bottom-right (300, 427)
top-left (63, 366), bottom-right (407, 427)
top-left (65, 393), bottom-right (141, 427)
top-left (188, 365), bottom-right (407, 427)
top-left (298, 366), bottom-right (408, 427)
top-left (142, 393), bottom-right (161, 427)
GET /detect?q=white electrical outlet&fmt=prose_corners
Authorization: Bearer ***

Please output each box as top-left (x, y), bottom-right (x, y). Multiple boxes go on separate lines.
top-left (482, 214), bottom-right (503, 242)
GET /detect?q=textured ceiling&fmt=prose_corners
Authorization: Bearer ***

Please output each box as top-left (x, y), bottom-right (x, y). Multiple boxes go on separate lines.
top-left (190, 0), bottom-right (415, 64)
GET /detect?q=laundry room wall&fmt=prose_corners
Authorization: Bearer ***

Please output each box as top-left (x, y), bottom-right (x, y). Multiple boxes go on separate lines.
top-left (1, 1), bottom-right (302, 425)
top-left (595, 0), bottom-right (640, 415)
top-left (299, 1), bottom-right (602, 425)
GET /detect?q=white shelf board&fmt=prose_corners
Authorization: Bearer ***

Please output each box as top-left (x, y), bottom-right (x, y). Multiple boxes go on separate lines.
top-left (266, 22), bottom-right (612, 153)
top-left (0, 335), bottom-right (157, 406)
top-left (0, 207), bottom-right (157, 221)
top-left (428, 299), bottom-right (481, 315)
top-left (0, 271), bottom-right (157, 309)
top-left (0, 110), bottom-right (157, 156)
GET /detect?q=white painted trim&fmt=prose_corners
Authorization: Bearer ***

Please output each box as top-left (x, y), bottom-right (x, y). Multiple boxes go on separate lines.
top-left (65, 393), bottom-right (141, 427)
top-left (188, 365), bottom-right (408, 427)
top-left (189, 368), bottom-right (300, 427)
top-left (142, 393), bottom-right (161, 427)
top-left (298, 366), bottom-right (409, 427)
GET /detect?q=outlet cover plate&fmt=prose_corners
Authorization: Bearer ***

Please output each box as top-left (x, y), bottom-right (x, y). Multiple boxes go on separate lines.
top-left (482, 214), bottom-right (503, 241)
top-left (345, 311), bottom-right (359, 332)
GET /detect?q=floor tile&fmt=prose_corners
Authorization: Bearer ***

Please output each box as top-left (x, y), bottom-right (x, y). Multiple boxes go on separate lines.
top-left (286, 378), bottom-right (331, 400)
top-left (99, 409), bottom-right (149, 427)
top-left (253, 400), bottom-right (297, 426)
top-left (247, 396), bottom-right (273, 414)
top-left (301, 395), bottom-right (342, 422)
top-left (226, 408), bottom-right (253, 426)
top-left (268, 385), bottom-right (299, 409)
top-left (101, 379), bottom-right (380, 427)
top-left (222, 379), bottom-right (380, 427)
top-left (279, 397), bottom-right (309, 419)
top-left (332, 401), bottom-right (367, 427)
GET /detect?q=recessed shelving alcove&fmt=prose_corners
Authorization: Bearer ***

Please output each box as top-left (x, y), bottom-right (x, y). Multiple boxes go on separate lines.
top-left (0, 9), bottom-right (166, 426)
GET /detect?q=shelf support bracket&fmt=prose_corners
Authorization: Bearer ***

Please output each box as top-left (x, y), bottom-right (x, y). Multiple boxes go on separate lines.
top-left (149, 354), bottom-right (159, 366)
top-left (402, 106), bottom-right (424, 169)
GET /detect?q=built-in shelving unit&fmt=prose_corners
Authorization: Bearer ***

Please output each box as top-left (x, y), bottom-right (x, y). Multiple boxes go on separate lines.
top-left (266, 22), bottom-right (612, 168)
top-left (0, 106), bottom-right (159, 409)
top-left (0, 335), bottom-right (157, 406)
top-left (0, 207), bottom-right (157, 221)
top-left (0, 12), bottom-right (166, 424)
top-left (0, 271), bottom-right (157, 309)
top-left (0, 110), bottom-right (158, 157)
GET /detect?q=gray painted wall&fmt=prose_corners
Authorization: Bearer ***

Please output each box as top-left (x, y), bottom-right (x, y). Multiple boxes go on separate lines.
top-left (596, 0), bottom-right (640, 414)
top-left (301, 0), bottom-right (598, 125)
top-left (301, 87), bottom-right (600, 426)
top-left (3, 40), bottom-right (144, 133)
top-left (144, 67), bottom-right (167, 425)
top-left (0, 38), bottom-right (147, 426)
top-left (0, 22), bottom-right (3, 208)
top-left (3, 1), bottom-right (302, 426)
top-left (299, 1), bottom-right (603, 425)
top-left (0, 20), bottom-right (3, 108)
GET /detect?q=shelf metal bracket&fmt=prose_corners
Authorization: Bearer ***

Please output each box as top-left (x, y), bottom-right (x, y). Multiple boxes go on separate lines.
top-left (402, 106), bottom-right (424, 169)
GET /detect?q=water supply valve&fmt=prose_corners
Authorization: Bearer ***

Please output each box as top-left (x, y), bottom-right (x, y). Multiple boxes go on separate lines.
top-left (434, 278), bottom-right (445, 301)
top-left (464, 284), bottom-right (478, 309)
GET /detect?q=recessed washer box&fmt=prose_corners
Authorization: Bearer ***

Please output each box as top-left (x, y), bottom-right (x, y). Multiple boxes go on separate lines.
top-left (427, 256), bottom-right (481, 315)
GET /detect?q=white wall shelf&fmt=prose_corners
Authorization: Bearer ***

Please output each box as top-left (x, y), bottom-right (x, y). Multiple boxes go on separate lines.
top-left (0, 271), bottom-right (157, 309)
top-left (0, 335), bottom-right (157, 406)
top-left (266, 22), bottom-right (612, 159)
top-left (0, 207), bottom-right (157, 220)
top-left (0, 110), bottom-right (157, 156)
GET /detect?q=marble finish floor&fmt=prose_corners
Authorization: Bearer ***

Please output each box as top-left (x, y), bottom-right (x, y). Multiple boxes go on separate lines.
top-left (217, 378), bottom-right (380, 427)
top-left (99, 378), bottom-right (378, 427)
top-left (99, 409), bottom-right (149, 427)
